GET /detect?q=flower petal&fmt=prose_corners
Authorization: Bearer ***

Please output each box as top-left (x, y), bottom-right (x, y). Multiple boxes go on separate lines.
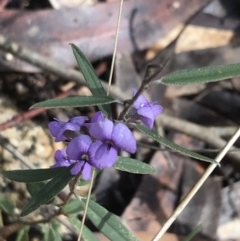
top-left (67, 135), bottom-right (92, 160)
top-left (112, 123), bottom-right (136, 153)
top-left (88, 141), bottom-right (102, 164)
top-left (81, 162), bottom-right (92, 180)
top-left (91, 144), bottom-right (118, 169)
top-left (70, 161), bottom-right (85, 175)
top-left (70, 116), bottom-right (88, 126)
top-left (51, 150), bottom-right (71, 168)
top-left (56, 122), bottom-right (81, 142)
top-left (151, 104), bottom-right (163, 118)
top-left (132, 88), bottom-right (149, 109)
top-left (91, 111), bottom-right (104, 123)
top-left (89, 119), bottom-right (113, 141)
top-left (137, 106), bottom-right (155, 129)
top-left (48, 119), bottom-right (65, 139)
top-left (139, 115), bottom-right (154, 129)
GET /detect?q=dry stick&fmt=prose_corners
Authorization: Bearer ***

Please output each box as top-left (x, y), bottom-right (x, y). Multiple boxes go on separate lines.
top-left (158, 114), bottom-right (240, 166)
top-left (77, 0), bottom-right (124, 239)
top-left (107, 0), bottom-right (124, 95)
top-left (118, 62), bottom-right (168, 120)
top-left (0, 34), bottom-right (126, 100)
top-left (77, 168), bottom-right (96, 241)
top-left (152, 127), bottom-right (240, 241)
top-left (0, 135), bottom-right (36, 169)
top-left (0, 90), bottom-right (72, 131)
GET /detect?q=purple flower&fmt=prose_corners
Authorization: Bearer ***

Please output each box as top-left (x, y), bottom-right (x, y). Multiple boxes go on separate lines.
top-left (87, 112), bottom-right (136, 169)
top-left (51, 149), bottom-right (74, 168)
top-left (66, 134), bottom-right (102, 179)
top-left (131, 88), bottom-right (163, 129)
top-left (48, 116), bottom-right (88, 142)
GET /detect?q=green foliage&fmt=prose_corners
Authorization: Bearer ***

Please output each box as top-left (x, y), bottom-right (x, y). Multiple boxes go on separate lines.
top-left (135, 124), bottom-right (216, 164)
top-left (21, 166), bottom-right (74, 216)
top-left (63, 199), bottom-right (83, 215)
top-left (161, 63), bottom-right (240, 85)
top-left (44, 224), bottom-right (62, 241)
top-left (16, 226), bottom-right (29, 241)
top-left (31, 96), bottom-right (116, 109)
top-left (0, 193), bottom-right (14, 215)
top-left (114, 156), bottom-right (156, 174)
top-left (3, 167), bottom-right (66, 183)
top-left (26, 182), bottom-right (45, 197)
top-left (69, 215), bottom-right (99, 241)
top-left (81, 199), bottom-right (138, 241)
top-left (71, 44), bottom-right (111, 115)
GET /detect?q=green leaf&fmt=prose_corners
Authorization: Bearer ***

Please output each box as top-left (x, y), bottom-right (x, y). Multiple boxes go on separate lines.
top-left (81, 199), bottom-right (138, 241)
top-left (26, 182), bottom-right (45, 197)
top-left (161, 63), bottom-right (240, 85)
top-left (63, 199), bottom-right (83, 215)
top-left (69, 215), bottom-right (99, 241)
top-left (114, 156), bottom-right (156, 174)
top-left (71, 44), bottom-right (111, 115)
top-left (26, 183), bottom-right (55, 204)
top-left (0, 194), bottom-right (15, 215)
top-left (135, 124), bottom-right (216, 164)
top-left (31, 96), bottom-right (116, 109)
top-left (183, 224), bottom-right (202, 241)
top-left (46, 225), bottom-right (62, 241)
top-left (21, 166), bottom-right (74, 217)
top-left (44, 225), bottom-right (62, 241)
top-left (16, 226), bottom-right (29, 241)
top-left (3, 167), bottom-right (66, 183)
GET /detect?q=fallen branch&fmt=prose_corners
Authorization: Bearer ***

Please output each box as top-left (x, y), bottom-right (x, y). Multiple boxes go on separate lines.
top-left (0, 34), bottom-right (126, 100)
top-left (158, 113), bottom-right (240, 169)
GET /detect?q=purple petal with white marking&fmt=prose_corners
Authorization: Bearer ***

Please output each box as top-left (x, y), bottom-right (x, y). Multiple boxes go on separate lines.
top-left (132, 88), bottom-right (149, 109)
top-left (66, 135), bottom-right (92, 160)
top-left (89, 119), bottom-right (113, 141)
top-left (112, 123), bottom-right (136, 153)
top-left (70, 116), bottom-right (88, 126)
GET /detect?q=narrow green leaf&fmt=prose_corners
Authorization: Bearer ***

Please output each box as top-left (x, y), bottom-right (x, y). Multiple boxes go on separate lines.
top-left (161, 63), bottom-right (240, 85)
top-left (21, 166), bottom-right (74, 217)
top-left (135, 124), bottom-right (216, 164)
top-left (16, 226), bottom-right (29, 241)
top-left (71, 44), bottom-right (111, 115)
top-left (114, 156), bottom-right (156, 174)
top-left (31, 96), bottom-right (116, 109)
top-left (69, 215), bottom-right (99, 241)
top-left (0, 194), bottom-right (15, 215)
top-left (48, 226), bottom-right (62, 241)
top-left (26, 183), bottom-right (55, 204)
top-left (26, 182), bottom-right (45, 197)
top-left (183, 224), bottom-right (202, 241)
top-left (63, 199), bottom-right (83, 215)
top-left (3, 167), bottom-right (66, 183)
top-left (81, 199), bottom-right (138, 241)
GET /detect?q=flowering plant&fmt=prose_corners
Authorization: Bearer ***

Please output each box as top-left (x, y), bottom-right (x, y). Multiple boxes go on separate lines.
top-left (2, 43), bottom-right (233, 241)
